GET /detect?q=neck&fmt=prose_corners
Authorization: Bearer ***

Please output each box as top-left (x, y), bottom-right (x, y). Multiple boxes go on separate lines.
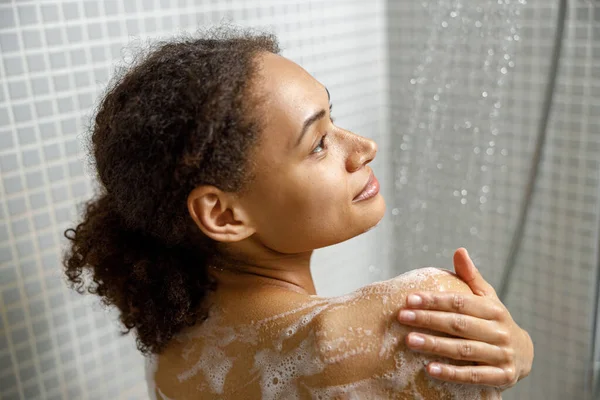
top-left (211, 248), bottom-right (317, 295)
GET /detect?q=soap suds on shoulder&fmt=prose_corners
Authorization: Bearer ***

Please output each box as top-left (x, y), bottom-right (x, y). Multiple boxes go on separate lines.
top-left (147, 267), bottom-right (498, 399)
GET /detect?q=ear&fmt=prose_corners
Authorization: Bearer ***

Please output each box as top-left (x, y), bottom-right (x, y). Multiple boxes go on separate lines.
top-left (187, 185), bottom-right (256, 243)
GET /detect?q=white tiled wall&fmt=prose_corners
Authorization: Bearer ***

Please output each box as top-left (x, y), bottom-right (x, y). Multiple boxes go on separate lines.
top-left (0, 1), bottom-right (388, 399)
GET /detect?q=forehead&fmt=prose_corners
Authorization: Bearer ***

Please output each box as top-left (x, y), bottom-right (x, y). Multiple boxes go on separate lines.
top-left (254, 52), bottom-right (326, 124)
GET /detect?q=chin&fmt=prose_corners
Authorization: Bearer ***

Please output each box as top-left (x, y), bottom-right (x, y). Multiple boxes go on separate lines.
top-left (301, 195), bottom-right (387, 251)
top-left (362, 194), bottom-right (386, 231)
top-left (346, 193), bottom-right (387, 238)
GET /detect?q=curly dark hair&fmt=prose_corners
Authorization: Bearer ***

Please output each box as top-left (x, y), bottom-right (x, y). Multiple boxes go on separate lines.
top-left (63, 26), bottom-right (280, 355)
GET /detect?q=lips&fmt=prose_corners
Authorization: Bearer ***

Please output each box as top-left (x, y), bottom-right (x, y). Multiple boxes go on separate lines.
top-left (353, 170), bottom-right (380, 202)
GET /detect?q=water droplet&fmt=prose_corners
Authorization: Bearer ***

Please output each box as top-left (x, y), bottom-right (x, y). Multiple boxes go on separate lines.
top-left (453, 190), bottom-right (460, 197)
top-left (410, 78), bottom-right (417, 84)
top-left (509, 61), bottom-right (515, 67)
top-left (450, 11), bottom-right (458, 18)
top-left (461, 189), bottom-right (468, 196)
top-left (480, 196), bottom-right (487, 204)
top-left (436, 163), bottom-right (443, 169)
top-left (486, 148), bottom-right (495, 155)
top-left (474, 147), bottom-right (481, 154)
top-left (504, 54), bottom-right (511, 60)
top-left (482, 91), bottom-right (488, 97)
top-left (482, 185), bottom-right (490, 193)
top-left (475, 21), bottom-right (482, 28)
top-left (441, 21), bottom-right (448, 28)
top-left (461, 198), bottom-right (467, 205)
top-left (488, 49), bottom-right (495, 56)
top-left (433, 94), bottom-right (440, 101)
top-left (500, 67), bottom-right (508, 74)
top-left (392, 208), bottom-right (399, 215)
top-left (489, 141), bottom-right (495, 147)
top-left (513, 34), bottom-right (520, 41)
top-left (501, 149), bottom-right (508, 156)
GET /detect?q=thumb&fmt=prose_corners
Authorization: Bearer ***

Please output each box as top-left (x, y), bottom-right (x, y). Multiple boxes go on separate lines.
top-left (453, 248), bottom-right (498, 299)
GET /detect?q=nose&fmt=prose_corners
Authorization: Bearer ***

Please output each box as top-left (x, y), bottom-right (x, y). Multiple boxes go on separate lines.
top-left (345, 132), bottom-right (377, 172)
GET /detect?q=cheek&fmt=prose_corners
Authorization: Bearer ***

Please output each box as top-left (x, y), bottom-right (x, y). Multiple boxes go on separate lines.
top-left (290, 166), bottom-right (349, 216)
top-left (271, 168), bottom-right (353, 243)
top-left (246, 160), bottom-right (361, 252)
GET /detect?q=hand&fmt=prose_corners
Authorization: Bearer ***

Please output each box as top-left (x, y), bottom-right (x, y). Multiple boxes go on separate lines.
top-left (397, 248), bottom-right (534, 388)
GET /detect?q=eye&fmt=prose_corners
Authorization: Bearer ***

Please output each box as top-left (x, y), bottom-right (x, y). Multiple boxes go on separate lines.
top-left (311, 134), bottom-right (327, 154)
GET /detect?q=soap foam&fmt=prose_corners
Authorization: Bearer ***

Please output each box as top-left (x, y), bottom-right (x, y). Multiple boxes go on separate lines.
top-left (177, 345), bottom-right (233, 394)
top-left (148, 268), bottom-right (499, 399)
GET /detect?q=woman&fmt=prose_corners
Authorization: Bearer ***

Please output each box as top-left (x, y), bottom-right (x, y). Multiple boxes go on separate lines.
top-left (64, 27), bottom-right (533, 399)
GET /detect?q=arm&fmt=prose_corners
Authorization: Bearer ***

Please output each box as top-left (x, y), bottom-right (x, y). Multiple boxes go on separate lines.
top-left (299, 268), bottom-right (500, 399)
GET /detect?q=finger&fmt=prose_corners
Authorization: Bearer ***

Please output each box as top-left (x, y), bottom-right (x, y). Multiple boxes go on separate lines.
top-left (454, 248), bottom-right (498, 299)
top-left (426, 363), bottom-right (515, 387)
top-left (398, 310), bottom-right (505, 343)
top-left (405, 332), bottom-right (507, 364)
top-left (405, 291), bottom-right (505, 321)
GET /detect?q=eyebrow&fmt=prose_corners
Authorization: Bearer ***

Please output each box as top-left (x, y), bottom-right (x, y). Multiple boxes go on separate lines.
top-left (295, 87), bottom-right (331, 147)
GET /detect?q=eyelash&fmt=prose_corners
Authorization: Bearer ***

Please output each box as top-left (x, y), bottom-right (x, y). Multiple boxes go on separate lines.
top-left (311, 106), bottom-right (335, 155)
top-left (311, 134), bottom-right (327, 154)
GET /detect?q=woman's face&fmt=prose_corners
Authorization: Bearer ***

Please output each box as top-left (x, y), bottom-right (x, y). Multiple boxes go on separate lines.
top-left (238, 52), bottom-right (385, 254)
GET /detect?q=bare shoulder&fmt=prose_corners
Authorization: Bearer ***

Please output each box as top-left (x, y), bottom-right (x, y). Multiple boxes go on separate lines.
top-left (387, 267), bottom-right (472, 294)
top-left (150, 271), bottom-right (499, 399)
top-left (313, 267), bottom-right (472, 340)
top-left (308, 267), bottom-right (500, 399)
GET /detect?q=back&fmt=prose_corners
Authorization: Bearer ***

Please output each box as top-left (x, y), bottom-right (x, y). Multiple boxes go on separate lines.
top-left (147, 268), bottom-right (501, 399)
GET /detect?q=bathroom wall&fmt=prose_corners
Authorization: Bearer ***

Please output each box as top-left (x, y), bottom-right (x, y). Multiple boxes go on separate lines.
top-left (4, 0), bottom-right (597, 399)
top-left (387, 1), bottom-right (599, 399)
top-left (0, 0), bottom-right (389, 398)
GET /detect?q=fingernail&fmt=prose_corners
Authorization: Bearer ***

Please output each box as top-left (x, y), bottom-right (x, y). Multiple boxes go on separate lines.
top-left (399, 310), bottom-right (416, 321)
top-left (408, 334), bottom-right (425, 346)
top-left (407, 294), bottom-right (422, 306)
top-left (429, 364), bottom-right (442, 375)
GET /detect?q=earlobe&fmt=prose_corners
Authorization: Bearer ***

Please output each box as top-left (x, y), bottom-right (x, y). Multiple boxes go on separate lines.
top-left (187, 186), bottom-right (256, 243)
